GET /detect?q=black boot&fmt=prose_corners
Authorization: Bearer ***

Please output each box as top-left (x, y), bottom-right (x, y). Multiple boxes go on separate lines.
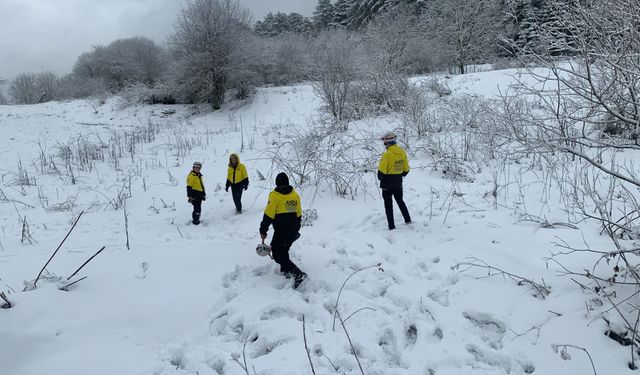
top-left (293, 272), bottom-right (308, 289)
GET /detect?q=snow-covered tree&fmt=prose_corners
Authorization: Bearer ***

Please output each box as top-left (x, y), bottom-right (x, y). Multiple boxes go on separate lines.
top-left (71, 37), bottom-right (167, 92)
top-left (310, 30), bottom-right (361, 120)
top-left (9, 71), bottom-right (64, 104)
top-left (345, 0), bottom-right (386, 30)
top-left (313, 0), bottom-right (336, 30)
top-left (331, 0), bottom-right (356, 28)
top-left (254, 12), bottom-right (312, 36)
top-left (425, 0), bottom-right (494, 74)
top-left (287, 13), bottom-right (313, 34)
top-left (168, 0), bottom-right (252, 109)
top-left (0, 88), bottom-right (7, 105)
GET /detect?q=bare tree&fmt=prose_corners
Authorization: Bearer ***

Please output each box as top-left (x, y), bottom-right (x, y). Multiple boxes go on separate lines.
top-left (35, 71), bottom-right (63, 101)
top-left (9, 73), bottom-right (39, 104)
top-left (9, 71), bottom-right (65, 104)
top-left (270, 34), bottom-right (312, 85)
top-left (168, 0), bottom-right (252, 109)
top-left (424, 0), bottom-right (494, 74)
top-left (364, 5), bottom-right (420, 75)
top-left (310, 30), bottom-right (362, 121)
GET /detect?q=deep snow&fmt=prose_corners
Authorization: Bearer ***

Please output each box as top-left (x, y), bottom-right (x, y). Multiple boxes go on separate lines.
top-left (0, 71), bottom-right (632, 375)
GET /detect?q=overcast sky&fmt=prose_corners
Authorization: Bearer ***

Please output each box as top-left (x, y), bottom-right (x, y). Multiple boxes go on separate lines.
top-left (0, 0), bottom-right (315, 80)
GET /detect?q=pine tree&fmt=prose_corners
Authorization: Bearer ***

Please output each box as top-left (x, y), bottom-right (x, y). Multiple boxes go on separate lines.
top-left (288, 13), bottom-right (313, 34)
top-left (254, 12), bottom-right (313, 36)
top-left (331, 0), bottom-right (356, 28)
top-left (313, 0), bottom-right (336, 30)
top-left (345, 0), bottom-right (387, 30)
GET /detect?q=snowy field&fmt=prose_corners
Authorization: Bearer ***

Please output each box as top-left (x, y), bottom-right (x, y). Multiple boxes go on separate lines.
top-left (0, 69), bottom-right (631, 374)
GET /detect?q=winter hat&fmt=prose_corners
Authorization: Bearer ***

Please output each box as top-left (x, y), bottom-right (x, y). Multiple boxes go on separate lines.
top-left (275, 172), bottom-right (289, 187)
top-left (381, 132), bottom-right (397, 142)
top-left (381, 132), bottom-right (397, 146)
top-left (193, 161), bottom-right (202, 168)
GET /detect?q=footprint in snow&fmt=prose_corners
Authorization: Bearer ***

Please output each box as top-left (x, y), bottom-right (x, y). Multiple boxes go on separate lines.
top-left (462, 310), bottom-right (507, 350)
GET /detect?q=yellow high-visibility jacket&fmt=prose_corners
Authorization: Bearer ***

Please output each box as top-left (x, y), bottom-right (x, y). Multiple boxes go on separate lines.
top-left (187, 171), bottom-right (205, 199)
top-left (377, 144), bottom-right (409, 189)
top-left (259, 185), bottom-right (302, 235)
top-left (226, 153), bottom-right (249, 189)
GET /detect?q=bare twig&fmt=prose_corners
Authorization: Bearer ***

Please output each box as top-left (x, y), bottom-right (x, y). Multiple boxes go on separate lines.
top-left (303, 315), bottom-right (317, 375)
top-left (321, 351), bottom-right (342, 374)
top-left (124, 205), bottom-right (130, 250)
top-left (231, 335), bottom-right (252, 375)
top-left (0, 292), bottom-right (12, 308)
top-left (67, 246), bottom-right (106, 280)
top-left (333, 263), bottom-right (383, 331)
top-left (453, 256), bottom-right (551, 298)
top-left (336, 310), bottom-right (365, 375)
top-left (343, 307), bottom-right (376, 323)
top-left (552, 344), bottom-right (597, 375)
top-left (58, 276), bottom-right (88, 291)
top-left (32, 210), bottom-right (84, 289)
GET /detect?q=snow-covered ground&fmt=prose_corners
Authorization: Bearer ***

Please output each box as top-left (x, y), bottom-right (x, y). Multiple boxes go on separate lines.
top-left (0, 71), bottom-right (631, 374)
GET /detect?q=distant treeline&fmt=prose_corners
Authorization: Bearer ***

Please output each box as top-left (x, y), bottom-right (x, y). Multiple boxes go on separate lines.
top-left (4, 0), bottom-right (581, 106)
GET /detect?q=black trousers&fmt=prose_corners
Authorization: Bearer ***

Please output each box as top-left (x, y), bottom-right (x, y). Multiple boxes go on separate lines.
top-left (191, 199), bottom-right (202, 222)
top-left (271, 232), bottom-right (303, 277)
top-left (382, 188), bottom-right (411, 229)
top-left (231, 185), bottom-right (243, 212)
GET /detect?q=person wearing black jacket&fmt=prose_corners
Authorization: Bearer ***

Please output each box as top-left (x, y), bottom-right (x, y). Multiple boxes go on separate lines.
top-left (186, 162), bottom-right (206, 225)
top-left (259, 172), bottom-right (307, 288)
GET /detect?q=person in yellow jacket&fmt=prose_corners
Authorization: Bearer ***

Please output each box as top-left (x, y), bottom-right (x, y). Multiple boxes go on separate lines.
top-left (259, 172), bottom-right (307, 288)
top-left (186, 161), bottom-right (206, 225)
top-left (377, 132), bottom-right (411, 230)
top-left (225, 153), bottom-right (249, 213)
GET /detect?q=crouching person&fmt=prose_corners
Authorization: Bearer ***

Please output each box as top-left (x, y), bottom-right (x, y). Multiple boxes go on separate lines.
top-left (259, 172), bottom-right (307, 288)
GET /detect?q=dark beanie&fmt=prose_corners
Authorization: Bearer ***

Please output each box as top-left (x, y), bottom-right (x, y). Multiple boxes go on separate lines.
top-left (275, 172), bottom-right (289, 186)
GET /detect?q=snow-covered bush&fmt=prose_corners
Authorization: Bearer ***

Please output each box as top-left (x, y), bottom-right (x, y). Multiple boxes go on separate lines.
top-left (401, 85), bottom-right (434, 138)
top-left (118, 82), bottom-right (176, 107)
top-left (346, 73), bottom-right (409, 120)
top-left (266, 121), bottom-right (377, 197)
top-left (71, 37), bottom-right (167, 93)
top-left (9, 71), bottom-right (65, 104)
top-left (424, 77), bottom-right (451, 97)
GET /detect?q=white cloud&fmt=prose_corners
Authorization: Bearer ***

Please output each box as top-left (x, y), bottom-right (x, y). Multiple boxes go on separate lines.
top-left (0, 0), bottom-right (314, 79)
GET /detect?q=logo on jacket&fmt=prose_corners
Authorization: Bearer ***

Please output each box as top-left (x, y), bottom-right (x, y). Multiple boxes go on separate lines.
top-left (285, 200), bottom-right (297, 212)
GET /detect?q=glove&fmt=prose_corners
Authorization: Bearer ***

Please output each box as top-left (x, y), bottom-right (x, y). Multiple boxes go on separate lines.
top-left (244, 185), bottom-right (248, 191)
top-left (202, 195), bottom-right (206, 201)
top-left (225, 186), bottom-right (229, 192)
top-left (188, 197), bottom-right (193, 203)
top-left (260, 233), bottom-right (267, 240)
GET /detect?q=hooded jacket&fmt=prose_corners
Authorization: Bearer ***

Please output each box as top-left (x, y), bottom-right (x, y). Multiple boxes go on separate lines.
top-left (226, 153), bottom-right (249, 189)
top-left (259, 185), bottom-right (302, 236)
top-left (377, 144), bottom-right (409, 189)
